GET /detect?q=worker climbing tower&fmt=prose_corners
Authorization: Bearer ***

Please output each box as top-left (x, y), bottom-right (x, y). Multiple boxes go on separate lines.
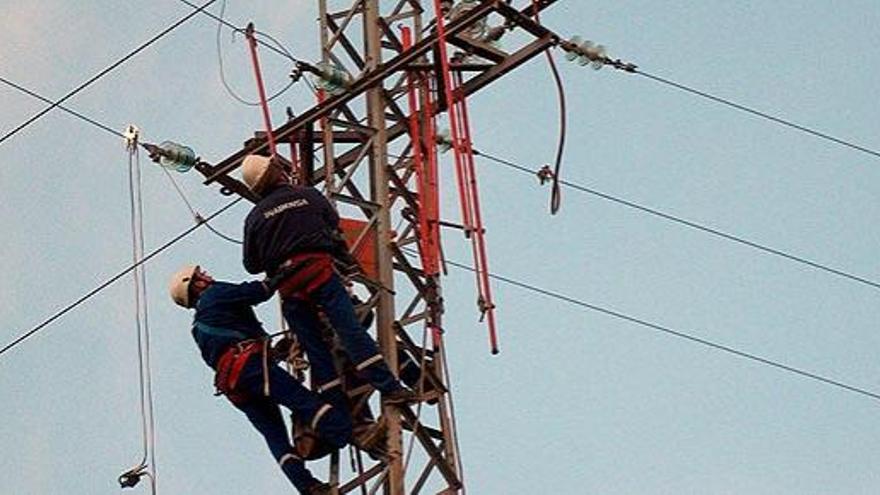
top-left (183, 1), bottom-right (562, 492)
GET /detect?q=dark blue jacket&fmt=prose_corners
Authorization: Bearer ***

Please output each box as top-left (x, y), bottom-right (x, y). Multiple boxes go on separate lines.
top-left (243, 184), bottom-right (341, 276)
top-left (191, 281), bottom-right (273, 369)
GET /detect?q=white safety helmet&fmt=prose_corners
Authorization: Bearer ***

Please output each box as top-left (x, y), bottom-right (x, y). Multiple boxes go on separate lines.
top-left (169, 264), bottom-right (199, 308)
top-left (241, 154), bottom-right (275, 194)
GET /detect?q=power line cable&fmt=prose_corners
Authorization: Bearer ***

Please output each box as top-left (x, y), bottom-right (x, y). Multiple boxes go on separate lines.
top-left (177, 0), bottom-right (301, 63)
top-left (0, 0), bottom-right (219, 147)
top-left (214, 0), bottom-right (296, 106)
top-left (0, 77), bottom-right (245, 245)
top-left (0, 197), bottom-right (243, 359)
top-left (633, 69), bottom-right (880, 161)
top-left (0, 76), bottom-right (127, 140)
top-left (429, 250), bottom-right (880, 403)
top-left (5, 72), bottom-right (877, 294)
top-left (179, 0), bottom-right (320, 99)
top-left (473, 149), bottom-right (880, 292)
top-left (160, 167), bottom-right (243, 244)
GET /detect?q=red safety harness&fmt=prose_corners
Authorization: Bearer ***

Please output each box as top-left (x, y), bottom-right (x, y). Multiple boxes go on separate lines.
top-left (215, 253), bottom-right (333, 405)
top-left (276, 252), bottom-right (334, 300)
top-left (214, 340), bottom-right (267, 405)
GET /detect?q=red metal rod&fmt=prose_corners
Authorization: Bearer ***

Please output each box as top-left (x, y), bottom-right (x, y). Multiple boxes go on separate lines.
top-left (431, 0), bottom-right (473, 233)
top-left (244, 23), bottom-right (278, 158)
top-left (453, 71), bottom-right (499, 354)
top-left (401, 26), bottom-right (434, 277)
top-left (286, 108), bottom-right (301, 184)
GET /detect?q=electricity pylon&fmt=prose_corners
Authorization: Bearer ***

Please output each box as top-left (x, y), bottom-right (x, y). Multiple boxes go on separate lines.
top-left (191, 1), bottom-right (560, 492)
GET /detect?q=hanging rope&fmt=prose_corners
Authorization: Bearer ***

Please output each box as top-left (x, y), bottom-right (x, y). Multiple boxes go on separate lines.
top-left (120, 130), bottom-right (158, 493)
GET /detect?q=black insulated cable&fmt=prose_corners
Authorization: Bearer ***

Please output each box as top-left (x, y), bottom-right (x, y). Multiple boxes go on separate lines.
top-left (433, 250), bottom-right (880, 404)
top-left (0, 198), bottom-right (243, 359)
top-left (0, 0), bottom-right (220, 147)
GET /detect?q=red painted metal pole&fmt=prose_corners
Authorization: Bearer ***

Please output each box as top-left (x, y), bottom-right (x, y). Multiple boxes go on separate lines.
top-left (430, 0), bottom-right (473, 233)
top-left (403, 25), bottom-right (444, 351)
top-left (430, 2), bottom-right (499, 353)
top-left (244, 23), bottom-right (278, 158)
top-left (422, 75), bottom-right (442, 277)
top-left (401, 26), bottom-right (435, 278)
top-left (289, 139), bottom-right (300, 183)
top-left (454, 71), bottom-right (498, 354)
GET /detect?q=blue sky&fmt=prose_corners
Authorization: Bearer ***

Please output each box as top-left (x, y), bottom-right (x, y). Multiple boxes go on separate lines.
top-left (2, 1), bottom-right (879, 494)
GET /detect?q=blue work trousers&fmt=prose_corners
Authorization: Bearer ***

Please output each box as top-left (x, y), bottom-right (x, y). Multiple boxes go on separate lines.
top-left (232, 357), bottom-right (352, 493)
top-left (281, 274), bottom-right (401, 408)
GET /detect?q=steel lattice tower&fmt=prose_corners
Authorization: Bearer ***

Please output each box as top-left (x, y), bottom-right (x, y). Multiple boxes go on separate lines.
top-left (192, 1), bottom-right (559, 492)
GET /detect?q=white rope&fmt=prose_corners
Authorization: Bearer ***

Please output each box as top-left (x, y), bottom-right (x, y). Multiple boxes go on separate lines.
top-left (125, 141), bottom-right (158, 494)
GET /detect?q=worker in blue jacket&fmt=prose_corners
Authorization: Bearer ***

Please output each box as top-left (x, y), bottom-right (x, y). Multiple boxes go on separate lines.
top-left (239, 154), bottom-right (416, 414)
top-left (169, 264), bottom-right (350, 495)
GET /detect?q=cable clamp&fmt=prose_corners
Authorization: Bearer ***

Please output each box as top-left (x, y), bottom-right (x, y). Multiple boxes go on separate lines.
top-left (477, 295), bottom-right (495, 322)
top-left (289, 63), bottom-right (304, 83)
top-left (123, 124), bottom-right (140, 153)
top-left (537, 164), bottom-right (554, 185)
top-left (118, 464), bottom-right (148, 489)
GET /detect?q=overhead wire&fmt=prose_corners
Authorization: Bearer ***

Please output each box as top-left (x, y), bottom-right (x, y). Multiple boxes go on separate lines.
top-left (0, 0), bottom-right (219, 148)
top-left (214, 0), bottom-right (297, 106)
top-left (0, 76), bottom-right (127, 141)
top-left (632, 69), bottom-right (880, 161)
top-left (6, 70), bottom-right (880, 378)
top-left (177, 0), bottom-right (302, 63)
top-left (160, 168), bottom-right (243, 244)
top-left (3, 7), bottom-right (878, 371)
top-left (415, 249), bottom-right (880, 403)
top-left (180, 0), bottom-right (880, 164)
top-left (0, 197), bottom-right (243, 359)
top-left (0, 75), bottom-right (245, 246)
top-left (472, 148), bottom-right (880, 292)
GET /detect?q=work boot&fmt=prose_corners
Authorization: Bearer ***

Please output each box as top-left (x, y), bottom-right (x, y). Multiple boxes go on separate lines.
top-left (383, 387), bottom-right (418, 406)
top-left (308, 481), bottom-right (332, 495)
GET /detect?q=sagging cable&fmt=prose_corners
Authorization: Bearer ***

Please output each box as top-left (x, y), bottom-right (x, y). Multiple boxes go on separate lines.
top-left (531, 0), bottom-right (567, 215)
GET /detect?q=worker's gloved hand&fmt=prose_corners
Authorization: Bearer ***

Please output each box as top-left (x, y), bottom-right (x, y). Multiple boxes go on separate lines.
top-left (264, 273), bottom-right (283, 292)
top-left (265, 264), bottom-right (299, 291)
